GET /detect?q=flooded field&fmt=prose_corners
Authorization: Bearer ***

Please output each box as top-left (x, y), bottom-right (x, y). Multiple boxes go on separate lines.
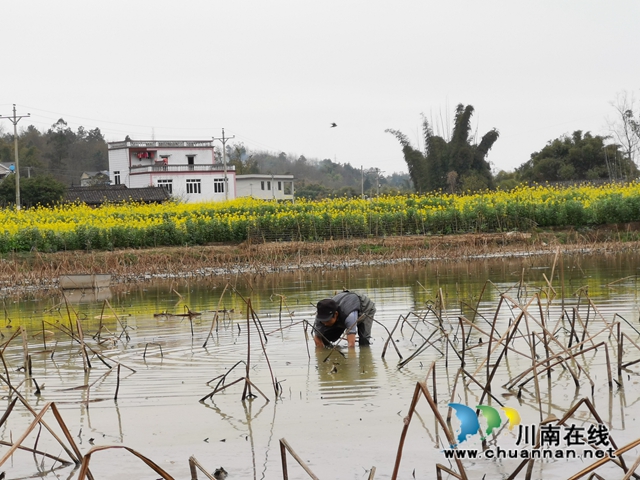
top-left (1, 251), bottom-right (640, 479)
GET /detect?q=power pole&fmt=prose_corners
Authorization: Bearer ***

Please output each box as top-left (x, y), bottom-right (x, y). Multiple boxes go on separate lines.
top-left (213, 128), bottom-right (235, 201)
top-left (0, 105), bottom-right (30, 210)
top-left (271, 173), bottom-right (275, 200)
top-left (361, 165), bottom-right (364, 199)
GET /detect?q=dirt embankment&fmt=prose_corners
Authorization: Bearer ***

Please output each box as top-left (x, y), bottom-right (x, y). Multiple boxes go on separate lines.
top-left (2, 226), bottom-right (639, 295)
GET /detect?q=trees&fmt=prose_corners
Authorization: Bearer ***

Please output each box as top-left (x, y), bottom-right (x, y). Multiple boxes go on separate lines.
top-left (386, 104), bottom-right (499, 193)
top-left (608, 91), bottom-right (640, 168)
top-left (46, 121), bottom-right (108, 183)
top-left (1, 123), bottom-right (410, 197)
top-left (494, 170), bottom-right (520, 191)
top-left (0, 120), bottom-right (108, 185)
top-left (217, 142), bottom-right (412, 199)
top-left (226, 143), bottom-right (259, 174)
top-left (22, 175), bottom-right (67, 207)
top-left (83, 127), bottom-right (108, 171)
top-left (295, 181), bottom-right (332, 200)
top-left (0, 174), bottom-right (66, 208)
top-left (516, 130), bottom-right (638, 183)
top-left (45, 119), bottom-right (75, 170)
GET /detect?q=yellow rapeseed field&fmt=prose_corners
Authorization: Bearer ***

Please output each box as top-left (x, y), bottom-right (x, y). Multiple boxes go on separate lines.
top-left (1, 183), bottom-right (639, 253)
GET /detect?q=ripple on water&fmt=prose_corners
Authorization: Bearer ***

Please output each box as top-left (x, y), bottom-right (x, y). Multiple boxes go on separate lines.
top-left (1, 254), bottom-right (640, 478)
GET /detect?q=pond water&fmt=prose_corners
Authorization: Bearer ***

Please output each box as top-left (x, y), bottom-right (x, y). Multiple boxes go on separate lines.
top-left (1, 251), bottom-right (640, 479)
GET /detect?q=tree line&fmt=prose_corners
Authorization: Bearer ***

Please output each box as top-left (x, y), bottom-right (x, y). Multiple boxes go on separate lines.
top-left (0, 119), bottom-right (108, 184)
top-left (386, 98), bottom-right (640, 194)
top-left (1, 92), bottom-right (639, 207)
top-left (0, 118), bottom-right (109, 207)
top-left (224, 144), bottom-right (411, 199)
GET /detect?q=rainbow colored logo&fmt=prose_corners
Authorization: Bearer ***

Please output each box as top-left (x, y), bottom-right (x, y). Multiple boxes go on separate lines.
top-left (448, 403), bottom-right (521, 445)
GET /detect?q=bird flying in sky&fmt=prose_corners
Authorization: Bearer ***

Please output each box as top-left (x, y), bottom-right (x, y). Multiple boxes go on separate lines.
top-left (330, 123), bottom-right (337, 128)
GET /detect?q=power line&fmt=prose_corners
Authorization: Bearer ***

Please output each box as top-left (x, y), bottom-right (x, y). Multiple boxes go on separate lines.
top-left (16, 105), bottom-right (284, 151)
top-left (0, 105), bottom-right (30, 210)
top-left (213, 128), bottom-right (235, 201)
top-left (7, 105), bottom-right (290, 158)
top-left (19, 105), bottom-right (217, 131)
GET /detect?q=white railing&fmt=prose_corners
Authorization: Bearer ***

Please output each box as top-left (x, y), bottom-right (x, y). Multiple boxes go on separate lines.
top-left (109, 140), bottom-right (214, 149)
top-left (129, 164), bottom-right (235, 173)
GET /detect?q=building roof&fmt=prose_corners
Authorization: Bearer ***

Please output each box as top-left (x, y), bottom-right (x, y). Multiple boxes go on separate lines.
top-left (64, 185), bottom-right (171, 206)
top-left (80, 170), bottom-right (110, 178)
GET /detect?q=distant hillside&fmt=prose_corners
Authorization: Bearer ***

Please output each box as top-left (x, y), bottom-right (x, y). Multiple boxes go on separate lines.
top-left (225, 144), bottom-right (412, 199)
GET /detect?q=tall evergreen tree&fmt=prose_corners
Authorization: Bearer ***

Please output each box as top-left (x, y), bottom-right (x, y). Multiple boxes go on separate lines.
top-left (387, 104), bottom-right (499, 192)
top-left (45, 119), bottom-right (76, 170)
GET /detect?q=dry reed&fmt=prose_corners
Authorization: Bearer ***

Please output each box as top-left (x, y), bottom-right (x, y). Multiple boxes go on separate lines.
top-left (3, 230), bottom-right (639, 296)
top-left (378, 249), bottom-right (640, 478)
top-left (3, 244), bottom-right (640, 478)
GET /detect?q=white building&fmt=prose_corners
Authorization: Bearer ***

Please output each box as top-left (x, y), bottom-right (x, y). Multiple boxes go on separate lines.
top-left (107, 140), bottom-right (236, 203)
top-left (235, 174), bottom-right (295, 200)
top-left (0, 162), bottom-right (15, 180)
top-left (80, 170), bottom-right (110, 187)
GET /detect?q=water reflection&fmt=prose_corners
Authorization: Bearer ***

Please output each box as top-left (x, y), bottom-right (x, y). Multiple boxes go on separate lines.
top-left (316, 347), bottom-right (378, 404)
top-left (1, 251), bottom-right (640, 478)
top-left (62, 287), bottom-right (112, 304)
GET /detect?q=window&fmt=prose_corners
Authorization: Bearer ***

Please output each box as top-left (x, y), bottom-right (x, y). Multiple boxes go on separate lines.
top-left (214, 178), bottom-right (225, 193)
top-left (114, 171), bottom-right (121, 185)
top-left (187, 155), bottom-right (195, 171)
top-left (157, 179), bottom-right (173, 194)
top-left (278, 181), bottom-right (282, 191)
top-left (261, 181), bottom-right (265, 190)
top-left (284, 181), bottom-right (293, 195)
top-left (186, 179), bottom-right (201, 194)
top-left (267, 181), bottom-right (271, 190)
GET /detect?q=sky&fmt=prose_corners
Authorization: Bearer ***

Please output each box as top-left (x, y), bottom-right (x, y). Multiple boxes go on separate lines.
top-left (2, 1), bottom-right (639, 176)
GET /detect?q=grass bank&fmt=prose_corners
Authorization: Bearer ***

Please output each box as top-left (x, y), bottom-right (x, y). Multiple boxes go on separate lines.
top-left (2, 224), bottom-right (639, 296)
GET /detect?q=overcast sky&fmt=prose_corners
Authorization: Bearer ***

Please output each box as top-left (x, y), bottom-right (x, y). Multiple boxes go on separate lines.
top-left (2, 1), bottom-right (639, 175)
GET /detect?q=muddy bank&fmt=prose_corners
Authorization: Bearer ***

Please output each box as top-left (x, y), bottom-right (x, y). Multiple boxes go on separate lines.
top-left (1, 227), bottom-right (638, 296)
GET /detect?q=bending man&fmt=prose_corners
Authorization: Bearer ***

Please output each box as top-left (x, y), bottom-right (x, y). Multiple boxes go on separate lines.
top-left (313, 290), bottom-right (375, 348)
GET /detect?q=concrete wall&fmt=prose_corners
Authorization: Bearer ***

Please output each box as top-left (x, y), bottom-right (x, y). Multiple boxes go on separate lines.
top-left (236, 175), bottom-right (294, 200)
top-left (109, 141), bottom-right (237, 203)
top-left (108, 149), bottom-right (129, 186)
top-left (149, 171), bottom-right (237, 202)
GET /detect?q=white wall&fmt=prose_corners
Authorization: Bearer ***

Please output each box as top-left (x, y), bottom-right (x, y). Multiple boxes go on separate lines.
top-left (236, 175), bottom-right (294, 200)
top-left (108, 142), bottom-right (236, 203)
top-left (108, 149), bottom-right (129, 186)
top-left (148, 171), bottom-right (237, 203)
top-left (129, 146), bottom-right (216, 167)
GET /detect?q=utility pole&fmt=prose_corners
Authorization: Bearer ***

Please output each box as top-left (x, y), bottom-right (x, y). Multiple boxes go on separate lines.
top-left (271, 174), bottom-right (275, 200)
top-left (361, 165), bottom-right (364, 199)
top-left (213, 128), bottom-right (235, 201)
top-left (0, 105), bottom-right (30, 210)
